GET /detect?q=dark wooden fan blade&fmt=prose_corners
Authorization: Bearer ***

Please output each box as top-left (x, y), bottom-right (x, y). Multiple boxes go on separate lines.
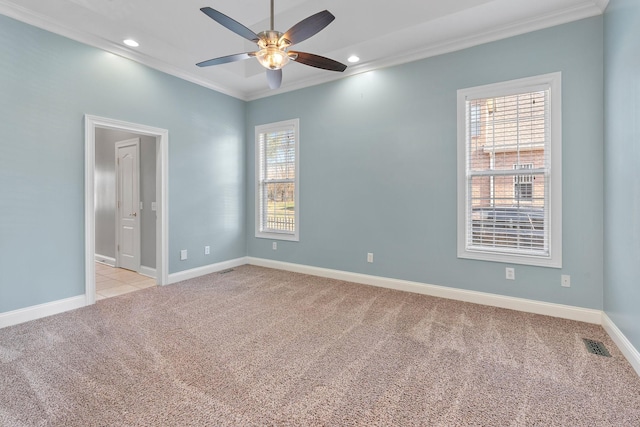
top-left (196, 52), bottom-right (254, 67)
top-left (200, 7), bottom-right (259, 42)
top-left (290, 51), bottom-right (347, 72)
top-left (266, 69), bottom-right (282, 89)
top-left (281, 10), bottom-right (335, 46)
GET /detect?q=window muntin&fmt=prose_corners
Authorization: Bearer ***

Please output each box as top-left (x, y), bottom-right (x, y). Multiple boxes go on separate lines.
top-left (255, 119), bottom-right (299, 241)
top-left (457, 73), bottom-right (562, 267)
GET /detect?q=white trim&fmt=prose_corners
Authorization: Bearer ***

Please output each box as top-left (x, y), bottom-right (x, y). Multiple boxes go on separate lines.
top-left (139, 266), bottom-right (157, 279)
top-left (247, 2), bottom-right (606, 101)
top-left (0, 257), bottom-right (243, 329)
top-left (0, 1), bottom-right (245, 100)
top-left (602, 313), bottom-right (640, 377)
top-left (246, 257), bottom-right (602, 324)
top-left (85, 115), bottom-right (169, 305)
top-left (94, 257), bottom-right (157, 278)
top-left (0, 0), bottom-right (606, 102)
top-left (94, 254), bottom-right (116, 267)
top-left (0, 296), bottom-right (86, 329)
top-left (168, 257), bottom-right (249, 285)
top-left (594, 0), bottom-right (610, 12)
top-left (7, 258), bottom-right (636, 377)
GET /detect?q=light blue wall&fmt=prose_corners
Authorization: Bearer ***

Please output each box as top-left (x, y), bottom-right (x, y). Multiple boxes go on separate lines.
top-left (247, 17), bottom-right (604, 309)
top-left (604, 0), bottom-right (640, 350)
top-left (0, 12), bottom-right (611, 317)
top-left (0, 15), bottom-right (246, 313)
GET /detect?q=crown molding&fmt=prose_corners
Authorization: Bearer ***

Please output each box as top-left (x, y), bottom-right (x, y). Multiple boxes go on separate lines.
top-left (2, 0), bottom-right (607, 102)
top-left (0, 0), bottom-right (248, 100)
top-left (248, 1), bottom-right (607, 100)
top-left (594, 0), bottom-right (610, 13)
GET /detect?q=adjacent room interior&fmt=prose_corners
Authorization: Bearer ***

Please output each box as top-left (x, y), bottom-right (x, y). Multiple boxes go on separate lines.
top-left (1, 0), bottom-right (639, 424)
top-left (93, 127), bottom-right (158, 299)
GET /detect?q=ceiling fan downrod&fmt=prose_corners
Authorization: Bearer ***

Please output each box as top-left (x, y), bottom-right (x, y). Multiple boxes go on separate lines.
top-left (270, 0), bottom-right (274, 31)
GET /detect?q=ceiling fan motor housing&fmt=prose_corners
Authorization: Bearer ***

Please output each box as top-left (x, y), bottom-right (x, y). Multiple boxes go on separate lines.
top-left (256, 31), bottom-right (294, 70)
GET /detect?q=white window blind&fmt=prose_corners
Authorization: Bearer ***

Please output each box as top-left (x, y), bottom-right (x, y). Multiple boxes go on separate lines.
top-left (255, 119), bottom-right (299, 241)
top-left (457, 73), bottom-right (562, 268)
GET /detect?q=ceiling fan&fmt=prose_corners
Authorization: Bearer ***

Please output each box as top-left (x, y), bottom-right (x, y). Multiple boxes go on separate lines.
top-left (196, 0), bottom-right (347, 90)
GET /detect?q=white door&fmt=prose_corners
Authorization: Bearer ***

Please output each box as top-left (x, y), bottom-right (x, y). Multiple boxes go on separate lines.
top-left (115, 138), bottom-right (140, 272)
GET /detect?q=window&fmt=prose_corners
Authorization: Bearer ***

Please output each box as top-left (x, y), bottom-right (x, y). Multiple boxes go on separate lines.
top-left (457, 73), bottom-right (562, 268)
top-left (255, 119), bottom-right (300, 241)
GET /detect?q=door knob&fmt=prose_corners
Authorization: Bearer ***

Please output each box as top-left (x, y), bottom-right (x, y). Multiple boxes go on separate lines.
top-left (131, 212), bottom-right (137, 217)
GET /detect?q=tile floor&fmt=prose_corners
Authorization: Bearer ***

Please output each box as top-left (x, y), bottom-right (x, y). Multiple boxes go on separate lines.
top-left (95, 262), bottom-right (157, 300)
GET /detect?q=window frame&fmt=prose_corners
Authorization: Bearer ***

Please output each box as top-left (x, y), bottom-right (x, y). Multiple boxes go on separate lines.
top-left (456, 73), bottom-right (562, 268)
top-left (255, 118), bottom-right (300, 241)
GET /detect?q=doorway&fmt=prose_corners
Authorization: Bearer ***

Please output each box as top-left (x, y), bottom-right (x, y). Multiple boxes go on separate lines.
top-left (85, 115), bottom-right (168, 305)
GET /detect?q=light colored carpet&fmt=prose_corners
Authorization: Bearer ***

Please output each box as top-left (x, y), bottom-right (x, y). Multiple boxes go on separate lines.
top-left (1, 265), bottom-right (639, 426)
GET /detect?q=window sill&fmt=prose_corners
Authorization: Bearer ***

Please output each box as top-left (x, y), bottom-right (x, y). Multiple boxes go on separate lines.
top-left (458, 248), bottom-right (561, 268)
top-left (255, 231), bottom-right (299, 242)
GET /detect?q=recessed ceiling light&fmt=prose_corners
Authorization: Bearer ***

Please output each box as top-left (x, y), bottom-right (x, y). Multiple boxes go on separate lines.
top-left (123, 39), bottom-right (139, 47)
top-left (347, 55), bottom-right (360, 63)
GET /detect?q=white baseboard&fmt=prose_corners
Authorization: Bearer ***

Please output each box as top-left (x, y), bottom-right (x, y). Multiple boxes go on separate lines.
top-left (246, 257), bottom-right (603, 324)
top-left (3, 257), bottom-right (637, 378)
top-left (139, 265), bottom-right (156, 279)
top-left (168, 257), bottom-right (248, 284)
top-left (94, 254), bottom-right (115, 267)
top-left (602, 313), bottom-right (640, 377)
top-left (0, 295), bottom-right (87, 329)
top-left (95, 256), bottom-right (155, 279)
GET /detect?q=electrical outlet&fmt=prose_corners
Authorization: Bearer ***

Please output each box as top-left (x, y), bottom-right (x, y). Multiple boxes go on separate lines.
top-left (561, 274), bottom-right (571, 287)
top-left (205, 246), bottom-right (210, 255)
top-left (367, 253), bottom-right (374, 263)
top-left (505, 267), bottom-right (515, 280)
top-left (272, 242), bottom-right (277, 250)
top-left (180, 249), bottom-right (187, 260)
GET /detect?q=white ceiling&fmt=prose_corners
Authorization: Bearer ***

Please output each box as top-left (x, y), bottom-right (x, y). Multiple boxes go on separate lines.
top-left (0, 0), bottom-right (608, 100)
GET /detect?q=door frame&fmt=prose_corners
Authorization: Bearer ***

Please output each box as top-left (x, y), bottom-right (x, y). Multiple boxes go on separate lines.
top-left (85, 115), bottom-right (169, 305)
top-left (114, 138), bottom-right (141, 272)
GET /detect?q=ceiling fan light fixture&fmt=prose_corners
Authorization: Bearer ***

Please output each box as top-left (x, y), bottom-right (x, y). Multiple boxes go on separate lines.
top-left (256, 46), bottom-right (290, 70)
